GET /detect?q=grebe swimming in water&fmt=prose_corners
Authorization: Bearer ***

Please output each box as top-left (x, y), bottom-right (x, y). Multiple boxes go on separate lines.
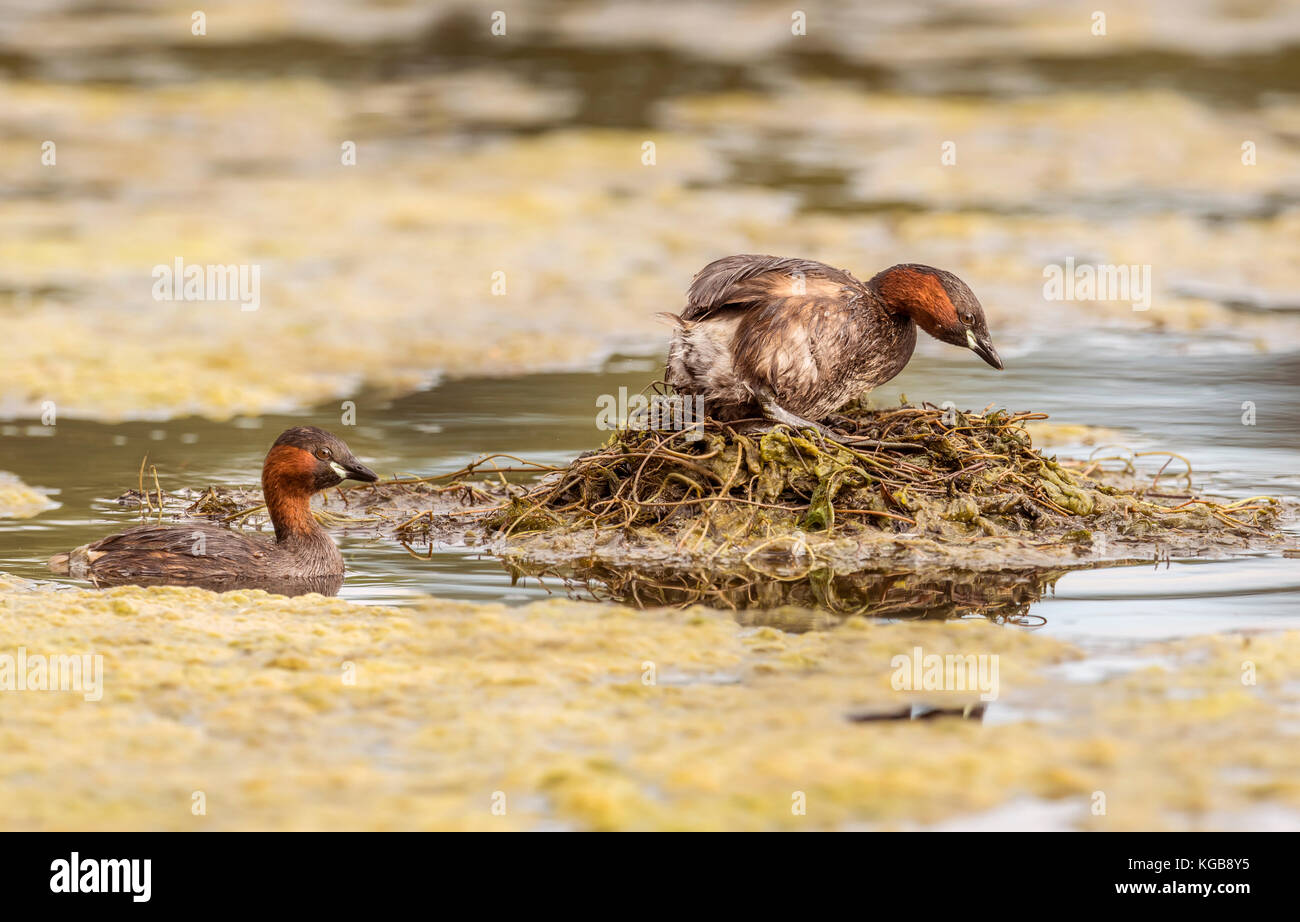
top-left (49, 426), bottom-right (378, 593)
top-left (663, 256), bottom-right (1003, 432)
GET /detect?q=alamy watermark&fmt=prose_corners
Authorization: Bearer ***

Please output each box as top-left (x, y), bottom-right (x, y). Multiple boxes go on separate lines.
top-left (1043, 257), bottom-right (1151, 311)
top-left (50, 853), bottom-right (150, 902)
top-left (596, 388), bottom-right (705, 441)
top-left (0, 647), bottom-right (103, 701)
top-left (890, 646), bottom-right (999, 701)
top-left (152, 257), bottom-right (261, 311)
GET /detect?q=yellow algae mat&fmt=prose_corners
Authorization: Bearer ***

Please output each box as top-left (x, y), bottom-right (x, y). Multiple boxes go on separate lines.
top-left (0, 472), bottom-right (58, 519)
top-left (2, 580), bottom-right (1298, 830)
top-left (7, 81), bottom-right (1300, 424)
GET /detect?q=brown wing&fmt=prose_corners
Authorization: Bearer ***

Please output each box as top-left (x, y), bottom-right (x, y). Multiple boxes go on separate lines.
top-left (81, 522), bottom-right (268, 582)
top-left (681, 255), bottom-right (862, 320)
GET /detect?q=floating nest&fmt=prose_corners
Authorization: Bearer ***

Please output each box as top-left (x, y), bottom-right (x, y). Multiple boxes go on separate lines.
top-left (485, 403), bottom-right (1287, 571)
top-left (112, 404), bottom-right (1291, 595)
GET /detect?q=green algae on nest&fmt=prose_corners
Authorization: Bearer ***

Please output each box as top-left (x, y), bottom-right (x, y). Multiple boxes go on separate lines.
top-left (485, 403), bottom-right (1287, 571)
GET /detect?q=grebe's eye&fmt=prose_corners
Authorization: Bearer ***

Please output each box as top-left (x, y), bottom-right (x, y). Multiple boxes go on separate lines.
top-left (961, 312), bottom-right (973, 325)
top-left (316, 447), bottom-right (332, 461)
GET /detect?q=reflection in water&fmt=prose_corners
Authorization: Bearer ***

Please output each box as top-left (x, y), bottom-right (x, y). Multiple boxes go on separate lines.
top-left (77, 572), bottom-right (343, 598)
top-left (506, 561), bottom-right (1063, 627)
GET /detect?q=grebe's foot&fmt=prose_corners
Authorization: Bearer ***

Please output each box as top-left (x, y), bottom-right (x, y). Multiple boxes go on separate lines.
top-left (756, 400), bottom-right (910, 450)
top-left (758, 399), bottom-right (834, 438)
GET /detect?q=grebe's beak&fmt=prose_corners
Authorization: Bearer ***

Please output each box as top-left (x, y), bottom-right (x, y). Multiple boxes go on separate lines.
top-left (330, 459), bottom-right (379, 483)
top-left (966, 329), bottom-right (1004, 370)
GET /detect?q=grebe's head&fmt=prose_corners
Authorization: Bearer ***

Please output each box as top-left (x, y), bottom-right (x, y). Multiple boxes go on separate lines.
top-left (262, 426), bottom-right (378, 495)
top-left (870, 264), bottom-right (1003, 370)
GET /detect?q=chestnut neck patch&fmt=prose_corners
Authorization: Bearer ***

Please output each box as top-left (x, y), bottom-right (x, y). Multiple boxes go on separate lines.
top-left (262, 444), bottom-right (322, 541)
top-left (873, 266), bottom-right (959, 333)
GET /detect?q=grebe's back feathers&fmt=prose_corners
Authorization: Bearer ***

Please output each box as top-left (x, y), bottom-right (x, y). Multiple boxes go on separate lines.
top-left (681, 255), bottom-right (865, 321)
top-left (54, 522), bottom-right (271, 583)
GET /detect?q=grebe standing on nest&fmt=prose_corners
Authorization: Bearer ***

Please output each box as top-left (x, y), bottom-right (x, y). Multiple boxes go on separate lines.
top-left (663, 256), bottom-right (1003, 433)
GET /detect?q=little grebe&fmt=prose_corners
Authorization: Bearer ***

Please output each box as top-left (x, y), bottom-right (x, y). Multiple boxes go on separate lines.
top-left (663, 255), bottom-right (1003, 431)
top-left (48, 426), bottom-right (378, 591)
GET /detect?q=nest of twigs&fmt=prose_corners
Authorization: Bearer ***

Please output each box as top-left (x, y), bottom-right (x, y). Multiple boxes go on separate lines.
top-left (486, 403), bottom-right (1282, 567)
top-left (111, 404), bottom-right (1289, 577)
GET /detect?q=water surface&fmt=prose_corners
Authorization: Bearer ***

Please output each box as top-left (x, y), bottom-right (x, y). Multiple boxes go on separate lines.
top-left (4, 328), bottom-right (1296, 643)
